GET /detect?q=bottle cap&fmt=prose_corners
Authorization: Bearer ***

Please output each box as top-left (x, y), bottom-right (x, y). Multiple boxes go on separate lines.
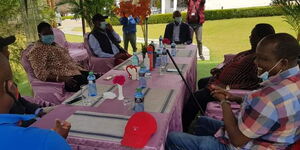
top-left (89, 72), bottom-right (94, 75)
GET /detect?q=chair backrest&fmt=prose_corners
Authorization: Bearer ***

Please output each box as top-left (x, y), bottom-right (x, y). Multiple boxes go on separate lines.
top-left (83, 33), bottom-right (96, 57)
top-left (52, 28), bottom-right (68, 49)
top-left (21, 44), bottom-right (37, 83)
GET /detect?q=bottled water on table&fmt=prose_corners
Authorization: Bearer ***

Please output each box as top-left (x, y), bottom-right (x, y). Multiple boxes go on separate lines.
top-left (171, 41), bottom-right (177, 57)
top-left (87, 72), bottom-right (97, 97)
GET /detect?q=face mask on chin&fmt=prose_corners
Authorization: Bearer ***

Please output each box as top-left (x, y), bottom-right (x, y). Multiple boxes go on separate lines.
top-left (258, 59), bottom-right (282, 82)
top-left (41, 35), bottom-right (54, 45)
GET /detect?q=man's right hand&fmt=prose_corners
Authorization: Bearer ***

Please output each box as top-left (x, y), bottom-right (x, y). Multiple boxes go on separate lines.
top-left (52, 119), bottom-right (71, 139)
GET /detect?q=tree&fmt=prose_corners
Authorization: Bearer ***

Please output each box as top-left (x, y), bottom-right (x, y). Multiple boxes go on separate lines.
top-left (57, 0), bottom-right (115, 28)
top-left (272, 0), bottom-right (300, 41)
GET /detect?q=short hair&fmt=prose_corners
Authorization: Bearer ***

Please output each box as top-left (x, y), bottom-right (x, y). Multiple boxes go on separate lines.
top-left (173, 10), bottom-right (181, 17)
top-left (260, 33), bottom-right (300, 61)
top-left (252, 23), bottom-right (275, 40)
top-left (37, 22), bottom-right (51, 33)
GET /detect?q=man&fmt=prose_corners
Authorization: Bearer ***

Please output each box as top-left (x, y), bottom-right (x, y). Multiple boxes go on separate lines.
top-left (0, 35), bottom-right (54, 126)
top-left (164, 10), bottom-right (192, 44)
top-left (187, 0), bottom-right (205, 60)
top-left (27, 22), bottom-right (91, 92)
top-left (120, 15), bottom-right (139, 52)
top-left (182, 23), bottom-right (275, 132)
top-left (166, 33), bottom-right (300, 149)
top-left (88, 13), bottom-right (130, 65)
top-left (0, 53), bottom-right (72, 149)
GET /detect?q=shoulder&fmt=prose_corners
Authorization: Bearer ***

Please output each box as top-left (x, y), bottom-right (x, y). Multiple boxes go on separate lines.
top-left (166, 23), bottom-right (173, 27)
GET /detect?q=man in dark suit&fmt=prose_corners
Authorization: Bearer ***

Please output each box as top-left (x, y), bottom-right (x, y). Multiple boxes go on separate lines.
top-left (163, 11), bottom-right (192, 44)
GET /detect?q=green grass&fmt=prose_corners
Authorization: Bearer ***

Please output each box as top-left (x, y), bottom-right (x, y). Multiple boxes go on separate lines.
top-left (66, 16), bottom-right (295, 80)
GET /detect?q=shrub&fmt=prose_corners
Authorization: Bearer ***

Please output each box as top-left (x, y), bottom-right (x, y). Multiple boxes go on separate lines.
top-left (62, 15), bottom-right (75, 20)
top-left (108, 6), bottom-right (283, 25)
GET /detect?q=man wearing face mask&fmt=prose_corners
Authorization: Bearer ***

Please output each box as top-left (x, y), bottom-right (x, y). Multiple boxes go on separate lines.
top-left (0, 53), bottom-right (72, 150)
top-left (120, 15), bottom-right (139, 52)
top-left (166, 33), bottom-right (300, 149)
top-left (27, 22), bottom-right (92, 93)
top-left (88, 13), bottom-right (131, 64)
top-left (163, 10), bottom-right (192, 44)
top-left (0, 35), bottom-right (54, 126)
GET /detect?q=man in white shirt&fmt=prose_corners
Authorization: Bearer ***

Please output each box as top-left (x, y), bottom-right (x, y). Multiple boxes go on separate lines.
top-left (88, 14), bottom-right (130, 59)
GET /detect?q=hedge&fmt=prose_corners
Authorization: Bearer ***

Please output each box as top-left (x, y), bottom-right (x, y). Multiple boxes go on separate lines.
top-left (109, 6), bottom-right (283, 25)
top-left (63, 6), bottom-right (283, 25)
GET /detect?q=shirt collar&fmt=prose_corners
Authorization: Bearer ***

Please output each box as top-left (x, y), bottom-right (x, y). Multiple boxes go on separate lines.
top-left (261, 65), bottom-right (300, 86)
top-left (0, 114), bottom-right (36, 125)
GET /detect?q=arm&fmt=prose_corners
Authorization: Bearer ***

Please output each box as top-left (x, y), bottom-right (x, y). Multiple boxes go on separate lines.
top-left (185, 24), bottom-right (192, 44)
top-left (163, 24), bottom-right (171, 40)
top-left (112, 31), bottom-right (121, 43)
top-left (18, 96), bottom-right (40, 114)
top-left (119, 17), bottom-right (128, 25)
top-left (45, 131), bottom-right (71, 150)
top-left (88, 34), bottom-right (114, 58)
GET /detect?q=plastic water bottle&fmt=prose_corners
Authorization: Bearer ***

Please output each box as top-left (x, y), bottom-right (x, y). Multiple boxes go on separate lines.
top-left (171, 41), bottom-right (177, 57)
top-left (133, 88), bottom-right (144, 112)
top-left (132, 52), bottom-right (139, 66)
top-left (156, 47), bottom-right (162, 67)
top-left (87, 72), bottom-right (97, 97)
top-left (139, 66), bottom-right (147, 89)
top-left (159, 35), bottom-right (163, 48)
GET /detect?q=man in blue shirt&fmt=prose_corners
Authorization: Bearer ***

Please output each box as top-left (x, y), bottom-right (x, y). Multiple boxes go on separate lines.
top-left (120, 15), bottom-right (139, 52)
top-left (0, 48), bottom-right (71, 149)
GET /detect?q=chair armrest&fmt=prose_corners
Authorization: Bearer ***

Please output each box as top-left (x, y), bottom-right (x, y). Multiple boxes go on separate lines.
top-left (31, 80), bottom-right (65, 95)
top-left (67, 42), bottom-right (84, 50)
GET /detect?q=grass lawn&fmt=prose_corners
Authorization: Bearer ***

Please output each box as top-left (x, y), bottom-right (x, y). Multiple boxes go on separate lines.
top-left (67, 16), bottom-right (294, 80)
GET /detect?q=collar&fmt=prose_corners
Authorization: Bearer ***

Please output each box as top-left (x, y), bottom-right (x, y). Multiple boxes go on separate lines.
top-left (261, 65), bottom-right (300, 86)
top-left (174, 22), bottom-right (181, 26)
top-left (0, 114), bottom-right (36, 126)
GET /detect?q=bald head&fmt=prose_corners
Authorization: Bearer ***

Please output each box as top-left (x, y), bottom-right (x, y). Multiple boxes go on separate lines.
top-left (0, 53), bottom-right (12, 94)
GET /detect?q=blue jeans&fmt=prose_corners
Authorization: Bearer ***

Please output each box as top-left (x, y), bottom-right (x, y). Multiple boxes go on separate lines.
top-left (166, 116), bottom-right (230, 150)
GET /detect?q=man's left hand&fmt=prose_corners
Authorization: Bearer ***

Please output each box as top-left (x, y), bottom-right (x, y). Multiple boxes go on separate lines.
top-left (210, 84), bottom-right (232, 101)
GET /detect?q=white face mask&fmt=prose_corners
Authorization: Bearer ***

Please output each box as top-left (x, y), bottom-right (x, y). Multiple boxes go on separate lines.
top-left (174, 17), bottom-right (182, 23)
top-left (258, 59), bottom-right (282, 81)
top-left (100, 22), bottom-right (107, 30)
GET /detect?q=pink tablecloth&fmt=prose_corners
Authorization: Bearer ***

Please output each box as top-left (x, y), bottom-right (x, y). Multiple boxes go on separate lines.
top-left (32, 44), bottom-right (197, 150)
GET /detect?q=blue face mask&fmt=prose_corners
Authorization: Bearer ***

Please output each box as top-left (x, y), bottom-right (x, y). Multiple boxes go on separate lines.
top-left (258, 59), bottom-right (282, 82)
top-left (41, 35), bottom-right (54, 45)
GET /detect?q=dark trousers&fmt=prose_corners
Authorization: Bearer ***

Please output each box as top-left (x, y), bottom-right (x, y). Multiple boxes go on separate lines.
top-left (182, 77), bottom-right (215, 132)
top-left (65, 71), bottom-right (101, 92)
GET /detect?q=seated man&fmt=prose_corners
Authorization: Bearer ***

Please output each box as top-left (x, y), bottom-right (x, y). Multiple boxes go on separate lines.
top-left (164, 10), bottom-right (192, 44)
top-left (27, 22), bottom-right (93, 92)
top-left (0, 35), bottom-right (54, 127)
top-left (182, 23), bottom-right (275, 132)
top-left (88, 13), bottom-right (130, 65)
top-left (0, 53), bottom-right (72, 149)
top-left (166, 33), bottom-right (300, 150)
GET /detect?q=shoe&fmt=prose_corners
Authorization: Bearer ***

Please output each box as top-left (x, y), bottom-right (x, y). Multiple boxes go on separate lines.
top-left (199, 55), bottom-right (205, 60)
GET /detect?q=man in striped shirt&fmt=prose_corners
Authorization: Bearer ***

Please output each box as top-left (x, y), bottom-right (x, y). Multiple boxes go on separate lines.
top-left (167, 33), bottom-right (300, 150)
top-left (182, 24), bottom-right (275, 132)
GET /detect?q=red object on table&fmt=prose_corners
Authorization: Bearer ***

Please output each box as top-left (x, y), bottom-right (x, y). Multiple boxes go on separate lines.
top-left (113, 75), bottom-right (126, 85)
top-left (147, 45), bottom-right (154, 71)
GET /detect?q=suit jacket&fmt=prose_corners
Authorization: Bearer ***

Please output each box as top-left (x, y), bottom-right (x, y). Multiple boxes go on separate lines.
top-left (163, 22), bottom-right (192, 44)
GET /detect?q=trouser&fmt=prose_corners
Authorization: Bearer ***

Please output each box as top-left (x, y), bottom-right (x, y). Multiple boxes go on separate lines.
top-left (166, 116), bottom-right (230, 150)
top-left (190, 24), bottom-right (203, 56)
top-left (123, 32), bottom-right (137, 52)
top-left (65, 71), bottom-right (101, 92)
top-left (182, 87), bottom-right (215, 132)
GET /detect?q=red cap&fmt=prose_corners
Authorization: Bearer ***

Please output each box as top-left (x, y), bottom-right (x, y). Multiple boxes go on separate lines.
top-left (121, 112), bottom-right (157, 148)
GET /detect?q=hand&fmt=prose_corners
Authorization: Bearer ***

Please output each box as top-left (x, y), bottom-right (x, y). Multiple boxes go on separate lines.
top-left (107, 23), bottom-right (113, 31)
top-left (210, 84), bottom-right (233, 101)
top-left (52, 119), bottom-right (71, 139)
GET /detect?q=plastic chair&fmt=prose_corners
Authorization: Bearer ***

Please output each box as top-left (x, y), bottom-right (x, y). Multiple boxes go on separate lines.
top-left (21, 44), bottom-right (73, 105)
top-left (83, 33), bottom-right (115, 74)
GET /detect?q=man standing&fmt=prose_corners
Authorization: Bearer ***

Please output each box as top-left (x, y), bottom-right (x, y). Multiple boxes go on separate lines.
top-left (187, 0), bottom-right (205, 60)
top-left (164, 10), bottom-right (192, 44)
top-left (120, 15), bottom-right (139, 52)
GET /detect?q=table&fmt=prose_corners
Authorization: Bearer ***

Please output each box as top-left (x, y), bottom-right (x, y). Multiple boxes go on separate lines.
top-left (32, 44), bottom-right (197, 150)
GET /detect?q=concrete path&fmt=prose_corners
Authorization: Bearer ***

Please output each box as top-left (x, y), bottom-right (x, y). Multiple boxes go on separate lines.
top-left (59, 19), bottom-right (210, 60)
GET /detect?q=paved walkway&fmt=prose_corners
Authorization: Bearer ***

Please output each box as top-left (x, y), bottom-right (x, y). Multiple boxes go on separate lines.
top-left (60, 19), bottom-right (210, 60)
